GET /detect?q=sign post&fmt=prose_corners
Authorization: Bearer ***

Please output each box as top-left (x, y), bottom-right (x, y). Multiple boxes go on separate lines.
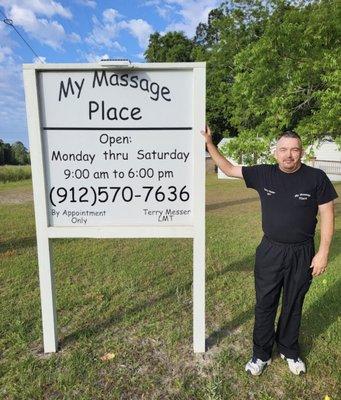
top-left (23, 62), bottom-right (206, 353)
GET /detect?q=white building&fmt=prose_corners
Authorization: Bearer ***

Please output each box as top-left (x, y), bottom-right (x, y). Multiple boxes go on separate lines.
top-left (217, 137), bottom-right (341, 182)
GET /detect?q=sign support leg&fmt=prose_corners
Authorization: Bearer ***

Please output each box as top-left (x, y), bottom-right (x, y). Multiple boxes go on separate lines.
top-left (193, 232), bottom-right (205, 353)
top-left (192, 65), bottom-right (206, 353)
top-left (37, 236), bottom-right (57, 353)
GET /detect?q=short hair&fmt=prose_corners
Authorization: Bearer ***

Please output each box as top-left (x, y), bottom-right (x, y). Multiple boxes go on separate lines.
top-left (277, 130), bottom-right (302, 142)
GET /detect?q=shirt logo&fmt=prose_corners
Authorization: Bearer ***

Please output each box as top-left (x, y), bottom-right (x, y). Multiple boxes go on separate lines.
top-left (264, 188), bottom-right (276, 196)
top-left (294, 193), bottom-right (311, 200)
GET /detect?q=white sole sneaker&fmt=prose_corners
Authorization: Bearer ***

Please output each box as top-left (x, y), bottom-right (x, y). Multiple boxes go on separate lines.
top-left (245, 357), bottom-right (271, 376)
top-left (280, 353), bottom-right (306, 375)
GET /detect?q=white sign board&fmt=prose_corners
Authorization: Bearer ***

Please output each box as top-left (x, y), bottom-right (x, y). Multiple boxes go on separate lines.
top-left (23, 62), bottom-right (205, 354)
top-left (41, 69), bottom-right (194, 226)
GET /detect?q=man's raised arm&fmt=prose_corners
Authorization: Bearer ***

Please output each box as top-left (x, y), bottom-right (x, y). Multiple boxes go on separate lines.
top-left (201, 126), bottom-right (243, 179)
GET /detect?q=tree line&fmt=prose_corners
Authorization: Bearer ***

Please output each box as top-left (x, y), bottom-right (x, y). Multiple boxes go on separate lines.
top-left (0, 140), bottom-right (30, 165)
top-left (144, 0), bottom-right (340, 162)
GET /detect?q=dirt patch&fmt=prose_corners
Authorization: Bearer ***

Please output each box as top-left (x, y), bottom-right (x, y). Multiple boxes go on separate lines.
top-left (0, 187), bottom-right (33, 204)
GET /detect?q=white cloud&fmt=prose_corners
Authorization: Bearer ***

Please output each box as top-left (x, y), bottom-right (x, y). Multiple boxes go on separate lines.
top-left (155, 4), bottom-right (174, 19)
top-left (0, 0), bottom-right (76, 50)
top-left (0, 18), bottom-right (16, 47)
top-left (85, 13), bottom-right (123, 49)
top-left (144, 0), bottom-right (219, 37)
top-left (75, 0), bottom-right (96, 8)
top-left (33, 55), bottom-right (46, 63)
top-left (143, 0), bottom-right (160, 5)
top-left (0, 56), bottom-right (27, 141)
top-left (0, 23), bottom-right (16, 65)
top-left (83, 52), bottom-right (110, 62)
top-left (86, 9), bottom-right (153, 51)
top-left (103, 8), bottom-right (121, 23)
top-left (120, 19), bottom-right (154, 48)
top-left (9, 6), bottom-right (67, 49)
top-left (0, 45), bottom-right (12, 63)
top-left (142, 1), bottom-right (175, 19)
top-left (69, 32), bottom-right (81, 43)
top-left (0, 0), bottom-right (72, 19)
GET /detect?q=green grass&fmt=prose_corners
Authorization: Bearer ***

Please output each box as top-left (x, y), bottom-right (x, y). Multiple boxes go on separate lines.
top-left (0, 174), bottom-right (340, 399)
top-left (0, 165), bottom-right (31, 183)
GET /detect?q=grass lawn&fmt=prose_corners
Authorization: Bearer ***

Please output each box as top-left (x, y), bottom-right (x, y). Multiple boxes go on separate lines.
top-left (0, 172), bottom-right (340, 400)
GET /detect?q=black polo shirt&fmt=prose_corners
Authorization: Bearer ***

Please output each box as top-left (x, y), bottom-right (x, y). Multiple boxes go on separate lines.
top-left (242, 163), bottom-right (338, 243)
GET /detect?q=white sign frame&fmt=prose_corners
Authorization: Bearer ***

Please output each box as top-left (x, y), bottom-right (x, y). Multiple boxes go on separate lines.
top-left (23, 62), bottom-right (206, 353)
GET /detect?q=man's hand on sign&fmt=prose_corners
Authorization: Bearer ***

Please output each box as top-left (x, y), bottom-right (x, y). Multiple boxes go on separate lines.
top-left (201, 125), bottom-right (243, 179)
top-left (201, 125), bottom-right (213, 145)
top-left (310, 251), bottom-right (328, 277)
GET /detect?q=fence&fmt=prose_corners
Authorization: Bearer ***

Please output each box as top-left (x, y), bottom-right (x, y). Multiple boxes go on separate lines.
top-left (310, 159), bottom-right (341, 175)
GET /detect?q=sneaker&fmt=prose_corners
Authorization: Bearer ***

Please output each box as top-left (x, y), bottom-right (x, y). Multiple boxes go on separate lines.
top-left (245, 356), bottom-right (271, 376)
top-left (280, 353), bottom-right (306, 375)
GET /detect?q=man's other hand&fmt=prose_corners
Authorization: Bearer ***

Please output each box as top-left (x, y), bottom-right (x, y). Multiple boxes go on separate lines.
top-left (310, 251), bottom-right (328, 277)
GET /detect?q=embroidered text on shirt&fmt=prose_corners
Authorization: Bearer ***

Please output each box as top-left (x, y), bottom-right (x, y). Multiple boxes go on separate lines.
top-left (264, 188), bottom-right (276, 196)
top-left (294, 193), bottom-right (311, 200)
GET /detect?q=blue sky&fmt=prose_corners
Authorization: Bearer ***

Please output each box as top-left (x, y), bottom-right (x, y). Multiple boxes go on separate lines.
top-left (0, 0), bottom-right (219, 148)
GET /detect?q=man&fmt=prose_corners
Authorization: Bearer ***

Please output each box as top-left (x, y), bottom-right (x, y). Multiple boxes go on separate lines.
top-left (202, 126), bottom-right (338, 376)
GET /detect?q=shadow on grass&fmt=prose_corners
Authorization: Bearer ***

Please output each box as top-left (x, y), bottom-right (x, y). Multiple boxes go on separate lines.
top-left (209, 254), bottom-right (255, 272)
top-left (59, 254), bottom-right (256, 349)
top-left (206, 196), bottom-right (258, 212)
top-left (299, 226), bottom-right (340, 357)
top-left (0, 236), bottom-right (36, 254)
top-left (301, 278), bottom-right (341, 357)
top-left (205, 307), bottom-right (254, 351)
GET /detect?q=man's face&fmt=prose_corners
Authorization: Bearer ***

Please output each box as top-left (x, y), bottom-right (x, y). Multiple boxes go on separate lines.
top-left (274, 137), bottom-right (304, 172)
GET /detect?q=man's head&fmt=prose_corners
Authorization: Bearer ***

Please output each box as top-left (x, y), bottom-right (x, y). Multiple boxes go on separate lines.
top-left (274, 131), bottom-right (304, 173)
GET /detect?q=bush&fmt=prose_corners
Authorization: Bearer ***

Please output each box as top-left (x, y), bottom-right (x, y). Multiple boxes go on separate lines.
top-left (0, 165), bottom-right (32, 183)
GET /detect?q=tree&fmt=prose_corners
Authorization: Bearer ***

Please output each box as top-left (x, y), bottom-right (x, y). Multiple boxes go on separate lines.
top-left (0, 140), bottom-right (30, 165)
top-left (3, 143), bottom-right (13, 164)
top-left (0, 140), bottom-right (4, 165)
top-left (194, 7), bottom-right (225, 48)
top-left (230, 0), bottom-right (341, 151)
top-left (11, 141), bottom-right (29, 165)
top-left (144, 32), bottom-right (197, 62)
top-left (201, 1), bottom-right (270, 144)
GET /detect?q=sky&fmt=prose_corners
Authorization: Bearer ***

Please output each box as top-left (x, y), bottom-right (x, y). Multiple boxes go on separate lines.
top-left (0, 0), bottom-right (219, 148)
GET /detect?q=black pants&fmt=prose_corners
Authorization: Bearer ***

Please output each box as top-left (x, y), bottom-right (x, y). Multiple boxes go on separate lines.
top-left (253, 235), bottom-right (314, 361)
